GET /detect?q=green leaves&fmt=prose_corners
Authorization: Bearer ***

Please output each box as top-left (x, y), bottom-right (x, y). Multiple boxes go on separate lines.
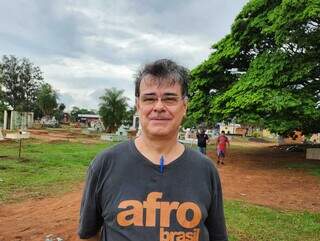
top-left (36, 83), bottom-right (58, 116)
top-left (98, 88), bottom-right (129, 133)
top-left (0, 55), bottom-right (43, 112)
top-left (188, 0), bottom-right (320, 136)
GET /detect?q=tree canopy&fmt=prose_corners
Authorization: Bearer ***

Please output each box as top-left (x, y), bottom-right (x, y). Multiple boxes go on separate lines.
top-left (0, 55), bottom-right (43, 112)
top-left (99, 88), bottom-right (129, 133)
top-left (36, 83), bottom-right (58, 116)
top-left (188, 0), bottom-right (320, 136)
top-left (70, 106), bottom-right (96, 122)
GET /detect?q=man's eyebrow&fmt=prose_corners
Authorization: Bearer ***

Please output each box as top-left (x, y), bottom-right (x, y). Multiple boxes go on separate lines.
top-left (141, 93), bottom-right (157, 96)
top-left (141, 92), bottom-right (179, 96)
top-left (162, 93), bottom-right (179, 96)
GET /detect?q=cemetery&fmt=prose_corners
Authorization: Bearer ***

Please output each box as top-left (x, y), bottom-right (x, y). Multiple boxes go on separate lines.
top-left (0, 0), bottom-right (319, 240)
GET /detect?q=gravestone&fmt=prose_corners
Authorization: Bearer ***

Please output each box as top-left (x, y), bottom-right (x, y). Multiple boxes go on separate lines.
top-left (0, 128), bottom-right (4, 140)
top-left (306, 148), bottom-right (320, 160)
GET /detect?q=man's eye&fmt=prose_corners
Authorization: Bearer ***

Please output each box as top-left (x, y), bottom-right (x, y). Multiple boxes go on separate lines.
top-left (162, 97), bottom-right (178, 104)
top-left (143, 98), bottom-right (156, 103)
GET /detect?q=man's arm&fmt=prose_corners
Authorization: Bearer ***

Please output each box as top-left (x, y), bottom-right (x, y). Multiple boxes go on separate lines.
top-left (206, 134), bottom-right (209, 144)
top-left (78, 164), bottom-right (103, 240)
top-left (79, 233), bottom-right (99, 241)
top-left (205, 170), bottom-right (228, 241)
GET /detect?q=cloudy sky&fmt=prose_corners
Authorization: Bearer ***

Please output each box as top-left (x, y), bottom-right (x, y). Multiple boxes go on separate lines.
top-left (0, 0), bottom-right (248, 110)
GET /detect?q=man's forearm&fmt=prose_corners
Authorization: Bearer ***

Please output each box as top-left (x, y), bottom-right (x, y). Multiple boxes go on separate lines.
top-left (80, 233), bottom-right (99, 241)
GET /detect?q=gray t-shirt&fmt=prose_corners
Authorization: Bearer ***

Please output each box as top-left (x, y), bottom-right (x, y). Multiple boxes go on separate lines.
top-left (78, 140), bottom-right (228, 241)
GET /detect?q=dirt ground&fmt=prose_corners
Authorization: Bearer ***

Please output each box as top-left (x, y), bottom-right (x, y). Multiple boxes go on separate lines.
top-left (0, 141), bottom-right (319, 241)
top-left (27, 129), bottom-right (101, 144)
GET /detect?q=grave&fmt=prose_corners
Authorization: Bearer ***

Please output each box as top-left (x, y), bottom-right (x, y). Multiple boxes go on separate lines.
top-left (3, 110), bottom-right (34, 130)
top-left (306, 148), bottom-right (320, 160)
top-left (0, 128), bottom-right (4, 140)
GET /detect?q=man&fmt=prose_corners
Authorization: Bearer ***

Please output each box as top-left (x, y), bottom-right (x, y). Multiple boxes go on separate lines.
top-left (196, 129), bottom-right (209, 154)
top-left (78, 59), bottom-right (228, 241)
top-left (216, 131), bottom-right (230, 165)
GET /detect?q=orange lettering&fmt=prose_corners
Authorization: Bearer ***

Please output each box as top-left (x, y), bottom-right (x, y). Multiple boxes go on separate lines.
top-left (160, 228), bottom-right (200, 241)
top-left (185, 231), bottom-right (193, 241)
top-left (117, 200), bottom-right (143, 226)
top-left (143, 192), bottom-right (162, 227)
top-left (176, 202), bottom-right (201, 228)
top-left (175, 231), bottom-right (185, 241)
top-left (160, 227), bottom-right (170, 241)
top-left (160, 201), bottom-right (179, 227)
top-left (117, 192), bottom-right (202, 233)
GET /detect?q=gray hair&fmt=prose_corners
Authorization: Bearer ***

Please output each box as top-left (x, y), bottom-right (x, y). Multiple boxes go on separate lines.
top-left (134, 59), bottom-right (190, 97)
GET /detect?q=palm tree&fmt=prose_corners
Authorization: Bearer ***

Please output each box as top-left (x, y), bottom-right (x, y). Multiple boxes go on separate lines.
top-left (99, 88), bottom-right (129, 133)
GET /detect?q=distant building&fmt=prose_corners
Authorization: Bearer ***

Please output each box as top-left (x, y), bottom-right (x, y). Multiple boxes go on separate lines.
top-left (77, 114), bottom-right (100, 126)
top-left (218, 122), bottom-right (241, 134)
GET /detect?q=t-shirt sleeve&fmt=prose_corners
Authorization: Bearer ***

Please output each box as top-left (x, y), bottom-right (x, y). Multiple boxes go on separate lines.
top-left (205, 169), bottom-right (228, 241)
top-left (78, 164), bottom-right (104, 239)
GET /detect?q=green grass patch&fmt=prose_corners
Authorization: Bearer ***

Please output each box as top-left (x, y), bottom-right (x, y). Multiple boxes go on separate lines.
top-left (287, 163), bottom-right (320, 177)
top-left (0, 139), bottom-right (114, 202)
top-left (225, 201), bottom-right (320, 241)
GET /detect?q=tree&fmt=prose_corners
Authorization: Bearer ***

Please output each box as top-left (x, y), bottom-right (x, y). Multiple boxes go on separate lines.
top-left (70, 106), bottom-right (96, 122)
top-left (53, 103), bottom-right (66, 122)
top-left (182, 115), bottom-right (197, 129)
top-left (36, 83), bottom-right (58, 117)
top-left (0, 74), bottom-right (7, 124)
top-left (99, 88), bottom-right (129, 133)
top-left (122, 106), bottom-right (136, 127)
top-left (0, 101), bottom-right (6, 127)
top-left (0, 55), bottom-right (43, 111)
top-left (189, 0), bottom-right (320, 136)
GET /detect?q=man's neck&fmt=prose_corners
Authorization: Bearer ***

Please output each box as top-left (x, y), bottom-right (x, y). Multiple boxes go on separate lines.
top-left (135, 133), bottom-right (184, 165)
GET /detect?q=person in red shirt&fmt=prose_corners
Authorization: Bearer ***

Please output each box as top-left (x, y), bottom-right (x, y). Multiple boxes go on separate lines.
top-left (216, 131), bottom-right (230, 165)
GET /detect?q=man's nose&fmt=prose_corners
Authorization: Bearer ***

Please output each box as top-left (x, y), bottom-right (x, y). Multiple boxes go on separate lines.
top-left (153, 98), bottom-right (165, 111)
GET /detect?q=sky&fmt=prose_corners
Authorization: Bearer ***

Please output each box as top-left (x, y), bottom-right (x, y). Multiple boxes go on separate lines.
top-left (0, 0), bottom-right (249, 111)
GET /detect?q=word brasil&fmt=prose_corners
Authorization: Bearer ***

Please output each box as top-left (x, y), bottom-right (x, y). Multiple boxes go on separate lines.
top-left (117, 192), bottom-right (202, 241)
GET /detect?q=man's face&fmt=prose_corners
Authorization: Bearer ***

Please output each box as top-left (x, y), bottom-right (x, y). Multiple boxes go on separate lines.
top-left (136, 76), bottom-right (187, 139)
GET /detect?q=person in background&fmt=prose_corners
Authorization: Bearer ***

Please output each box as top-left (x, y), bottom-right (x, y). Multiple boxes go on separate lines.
top-left (78, 59), bottom-right (228, 241)
top-left (216, 131), bottom-right (230, 165)
top-left (196, 128), bottom-right (209, 155)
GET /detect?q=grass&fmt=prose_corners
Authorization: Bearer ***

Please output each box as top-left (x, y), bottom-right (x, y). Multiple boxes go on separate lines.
top-left (287, 162), bottom-right (320, 177)
top-left (0, 139), bottom-right (319, 240)
top-left (225, 201), bottom-right (320, 241)
top-left (0, 138), bottom-right (113, 202)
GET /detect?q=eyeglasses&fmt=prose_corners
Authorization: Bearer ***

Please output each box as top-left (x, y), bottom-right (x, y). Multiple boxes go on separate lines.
top-left (139, 95), bottom-right (185, 106)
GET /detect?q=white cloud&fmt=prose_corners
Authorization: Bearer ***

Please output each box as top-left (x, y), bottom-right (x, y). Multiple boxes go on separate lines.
top-left (0, 0), bottom-right (249, 110)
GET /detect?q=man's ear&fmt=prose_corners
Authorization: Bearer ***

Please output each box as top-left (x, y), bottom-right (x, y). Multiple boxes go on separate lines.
top-left (183, 99), bottom-right (188, 114)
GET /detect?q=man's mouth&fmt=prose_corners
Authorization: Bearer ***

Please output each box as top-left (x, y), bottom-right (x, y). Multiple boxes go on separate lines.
top-left (149, 118), bottom-right (171, 121)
